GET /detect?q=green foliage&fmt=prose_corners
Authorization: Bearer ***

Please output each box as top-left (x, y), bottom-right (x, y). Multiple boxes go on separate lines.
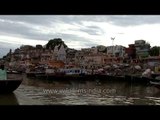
top-left (2, 56), bottom-right (6, 59)
top-left (46, 38), bottom-right (68, 50)
top-left (149, 46), bottom-right (160, 56)
top-left (96, 45), bottom-right (107, 52)
top-left (36, 45), bottom-right (43, 49)
top-left (2, 55), bottom-right (10, 62)
top-left (20, 45), bottom-right (34, 50)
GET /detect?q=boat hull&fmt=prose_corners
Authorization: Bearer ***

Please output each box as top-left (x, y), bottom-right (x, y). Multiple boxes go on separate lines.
top-left (0, 79), bottom-right (22, 93)
top-left (125, 75), bottom-right (151, 85)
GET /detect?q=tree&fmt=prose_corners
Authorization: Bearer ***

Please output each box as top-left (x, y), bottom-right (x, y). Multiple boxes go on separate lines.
top-left (96, 45), bottom-right (107, 52)
top-left (36, 44), bottom-right (43, 49)
top-left (149, 46), bottom-right (160, 56)
top-left (2, 55), bottom-right (6, 59)
top-left (46, 38), bottom-right (68, 50)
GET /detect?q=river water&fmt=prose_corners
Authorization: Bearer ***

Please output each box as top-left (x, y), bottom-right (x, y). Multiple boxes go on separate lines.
top-left (1, 74), bottom-right (160, 105)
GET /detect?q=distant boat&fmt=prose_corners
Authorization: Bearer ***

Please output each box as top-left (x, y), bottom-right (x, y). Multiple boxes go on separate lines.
top-left (0, 79), bottom-right (22, 93)
top-left (7, 70), bottom-right (22, 74)
top-left (124, 74), bottom-right (152, 84)
top-left (150, 81), bottom-right (160, 89)
top-left (150, 76), bottom-right (160, 89)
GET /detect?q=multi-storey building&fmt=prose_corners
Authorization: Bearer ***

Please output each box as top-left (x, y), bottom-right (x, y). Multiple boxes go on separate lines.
top-left (106, 45), bottom-right (125, 57)
top-left (125, 44), bottom-right (136, 59)
top-left (134, 40), bottom-right (150, 58)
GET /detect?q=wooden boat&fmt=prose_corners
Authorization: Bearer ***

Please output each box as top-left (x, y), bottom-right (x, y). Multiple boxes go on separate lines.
top-left (0, 79), bottom-right (22, 93)
top-left (125, 75), bottom-right (151, 84)
top-left (150, 80), bottom-right (160, 89)
top-left (26, 71), bottom-right (45, 78)
top-left (151, 73), bottom-right (160, 79)
top-left (36, 73), bottom-right (95, 81)
top-left (0, 71), bottom-right (23, 93)
top-left (150, 76), bottom-right (160, 89)
top-left (7, 70), bottom-right (22, 74)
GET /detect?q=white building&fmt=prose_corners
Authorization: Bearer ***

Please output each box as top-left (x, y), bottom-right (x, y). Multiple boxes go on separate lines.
top-left (53, 45), bottom-right (59, 60)
top-left (106, 45), bottom-right (125, 57)
top-left (57, 44), bottom-right (66, 62)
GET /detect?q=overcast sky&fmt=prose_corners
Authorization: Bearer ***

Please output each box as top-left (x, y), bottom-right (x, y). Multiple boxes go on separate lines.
top-left (0, 15), bottom-right (160, 58)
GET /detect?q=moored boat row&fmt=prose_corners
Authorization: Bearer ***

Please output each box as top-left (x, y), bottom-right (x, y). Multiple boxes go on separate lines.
top-left (24, 65), bottom-right (160, 89)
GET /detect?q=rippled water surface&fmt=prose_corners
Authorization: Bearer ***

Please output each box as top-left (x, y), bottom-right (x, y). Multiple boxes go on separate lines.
top-left (1, 74), bottom-right (160, 105)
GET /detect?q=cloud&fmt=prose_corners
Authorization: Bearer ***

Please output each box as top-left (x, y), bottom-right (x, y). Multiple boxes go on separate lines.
top-left (79, 26), bottom-right (104, 35)
top-left (104, 15), bottom-right (160, 26)
top-left (0, 15), bottom-right (160, 58)
top-left (0, 41), bottom-right (20, 58)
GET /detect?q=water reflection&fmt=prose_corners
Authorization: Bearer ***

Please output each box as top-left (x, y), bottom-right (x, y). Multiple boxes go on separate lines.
top-left (5, 75), bottom-right (160, 105)
top-left (0, 93), bottom-right (19, 105)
